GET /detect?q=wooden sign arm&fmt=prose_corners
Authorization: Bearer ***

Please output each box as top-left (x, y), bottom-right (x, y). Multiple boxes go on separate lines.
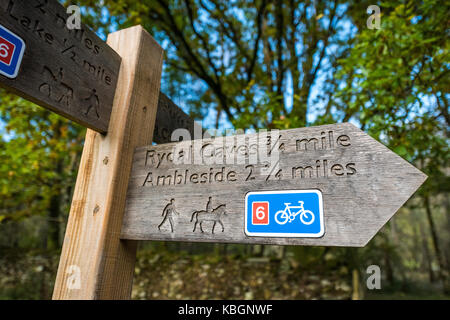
top-left (154, 92), bottom-right (208, 144)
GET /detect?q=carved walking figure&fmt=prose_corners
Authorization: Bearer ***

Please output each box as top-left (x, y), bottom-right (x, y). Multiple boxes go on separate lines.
top-left (191, 202), bottom-right (227, 234)
top-left (158, 198), bottom-right (179, 233)
top-left (84, 88), bottom-right (100, 118)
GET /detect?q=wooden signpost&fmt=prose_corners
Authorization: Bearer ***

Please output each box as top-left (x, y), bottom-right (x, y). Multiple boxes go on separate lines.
top-left (0, 0), bottom-right (427, 300)
top-left (0, 0), bottom-right (193, 299)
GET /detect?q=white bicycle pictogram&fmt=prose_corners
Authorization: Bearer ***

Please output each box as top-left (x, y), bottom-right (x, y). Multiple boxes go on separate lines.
top-left (274, 201), bottom-right (315, 225)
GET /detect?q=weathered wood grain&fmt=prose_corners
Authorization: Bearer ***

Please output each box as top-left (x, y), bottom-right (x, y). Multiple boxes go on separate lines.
top-left (121, 123), bottom-right (427, 247)
top-left (53, 25), bottom-right (164, 299)
top-left (0, 0), bottom-right (120, 133)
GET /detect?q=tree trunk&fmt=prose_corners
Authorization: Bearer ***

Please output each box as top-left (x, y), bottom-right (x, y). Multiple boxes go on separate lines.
top-left (384, 247), bottom-right (394, 285)
top-left (411, 214), bottom-right (421, 273)
top-left (48, 118), bottom-right (64, 250)
top-left (383, 223), bottom-right (395, 285)
top-left (48, 159), bottom-right (63, 249)
top-left (418, 215), bottom-right (435, 283)
top-left (417, 210), bottom-right (436, 283)
top-left (352, 269), bottom-right (360, 300)
top-left (444, 194), bottom-right (450, 271)
top-left (424, 195), bottom-right (448, 291)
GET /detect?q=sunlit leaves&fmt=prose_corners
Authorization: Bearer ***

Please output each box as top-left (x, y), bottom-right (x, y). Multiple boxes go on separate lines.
top-left (0, 90), bottom-right (84, 224)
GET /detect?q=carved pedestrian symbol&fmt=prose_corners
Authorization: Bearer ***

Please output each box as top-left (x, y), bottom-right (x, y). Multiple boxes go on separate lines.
top-left (158, 198), bottom-right (179, 233)
top-left (84, 88), bottom-right (100, 118)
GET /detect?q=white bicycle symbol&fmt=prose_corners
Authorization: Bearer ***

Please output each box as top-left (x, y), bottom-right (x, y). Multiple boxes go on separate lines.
top-left (275, 201), bottom-right (315, 225)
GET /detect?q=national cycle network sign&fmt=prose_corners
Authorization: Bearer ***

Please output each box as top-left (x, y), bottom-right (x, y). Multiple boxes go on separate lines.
top-left (245, 190), bottom-right (324, 238)
top-left (0, 24), bottom-right (25, 79)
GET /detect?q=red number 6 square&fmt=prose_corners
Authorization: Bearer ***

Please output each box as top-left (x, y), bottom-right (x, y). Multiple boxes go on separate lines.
top-left (252, 202), bottom-right (269, 225)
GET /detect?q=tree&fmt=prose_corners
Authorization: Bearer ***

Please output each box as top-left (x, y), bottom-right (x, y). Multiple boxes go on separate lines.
top-left (334, 0), bottom-right (449, 291)
top-left (78, 0), bottom-right (357, 130)
top-left (0, 92), bottom-right (84, 249)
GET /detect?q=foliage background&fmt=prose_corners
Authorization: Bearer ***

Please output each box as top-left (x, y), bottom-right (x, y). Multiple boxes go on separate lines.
top-left (0, 0), bottom-right (448, 299)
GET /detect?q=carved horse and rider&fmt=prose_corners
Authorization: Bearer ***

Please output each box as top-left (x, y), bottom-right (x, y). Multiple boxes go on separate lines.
top-left (191, 197), bottom-right (227, 234)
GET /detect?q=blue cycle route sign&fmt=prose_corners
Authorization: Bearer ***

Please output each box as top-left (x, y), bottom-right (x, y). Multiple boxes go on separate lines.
top-left (0, 24), bottom-right (25, 79)
top-left (245, 190), bottom-right (324, 238)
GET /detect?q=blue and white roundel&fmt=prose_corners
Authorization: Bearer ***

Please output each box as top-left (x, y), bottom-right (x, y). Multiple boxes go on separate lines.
top-left (0, 24), bottom-right (25, 79)
top-left (245, 190), bottom-right (324, 238)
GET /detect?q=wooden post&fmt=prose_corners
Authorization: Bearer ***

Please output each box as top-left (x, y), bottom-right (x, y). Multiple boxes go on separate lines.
top-left (52, 26), bottom-right (163, 299)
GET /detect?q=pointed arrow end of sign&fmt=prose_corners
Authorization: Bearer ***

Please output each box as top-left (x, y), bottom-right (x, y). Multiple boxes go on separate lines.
top-left (360, 170), bottom-right (427, 247)
top-left (343, 122), bottom-right (428, 247)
